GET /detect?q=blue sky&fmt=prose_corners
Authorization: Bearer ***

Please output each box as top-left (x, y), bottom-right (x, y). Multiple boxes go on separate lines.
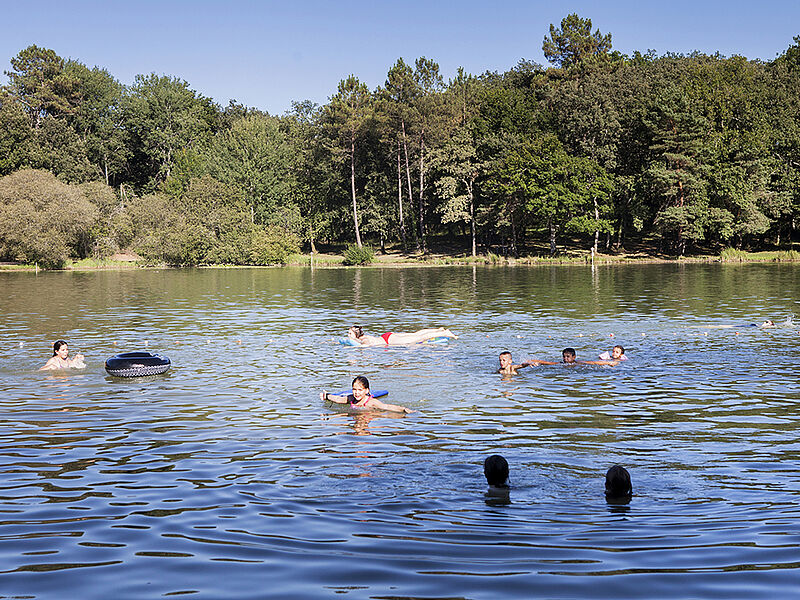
top-left (1, 0), bottom-right (798, 115)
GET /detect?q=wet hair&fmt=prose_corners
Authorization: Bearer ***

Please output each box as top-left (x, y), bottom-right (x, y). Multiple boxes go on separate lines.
top-left (352, 375), bottom-right (370, 390)
top-left (499, 351), bottom-right (512, 358)
top-left (484, 454), bottom-right (509, 487)
top-left (613, 345), bottom-right (625, 354)
top-left (52, 340), bottom-right (67, 356)
top-left (562, 347), bottom-right (576, 360)
top-left (349, 325), bottom-right (364, 338)
top-left (605, 465), bottom-right (632, 498)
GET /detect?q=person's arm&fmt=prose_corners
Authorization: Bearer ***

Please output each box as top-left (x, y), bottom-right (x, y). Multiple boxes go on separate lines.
top-left (320, 391), bottom-right (351, 404)
top-left (578, 360), bottom-right (619, 366)
top-left (364, 398), bottom-right (414, 414)
top-left (39, 358), bottom-right (58, 371)
top-left (522, 359), bottom-right (558, 366)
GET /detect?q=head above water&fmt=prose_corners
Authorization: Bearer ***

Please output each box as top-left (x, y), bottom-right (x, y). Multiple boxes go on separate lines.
top-left (348, 325), bottom-right (364, 339)
top-left (52, 340), bottom-right (68, 356)
top-left (611, 345), bottom-right (625, 359)
top-left (499, 351), bottom-right (512, 369)
top-left (762, 320), bottom-right (775, 328)
top-left (562, 348), bottom-right (576, 363)
top-left (605, 465), bottom-right (632, 499)
top-left (351, 375), bottom-right (370, 390)
top-left (484, 454), bottom-right (509, 487)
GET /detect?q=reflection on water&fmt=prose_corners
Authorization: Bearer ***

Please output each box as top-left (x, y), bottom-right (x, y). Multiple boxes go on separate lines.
top-left (0, 264), bottom-right (799, 599)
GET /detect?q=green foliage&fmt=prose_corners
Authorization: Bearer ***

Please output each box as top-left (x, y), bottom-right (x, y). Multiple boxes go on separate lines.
top-left (2, 32), bottom-right (800, 262)
top-left (542, 14), bottom-right (612, 69)
top-left (0, 169), bottom-right (99, 268)
top-left (342, 243), bottom-right (375, 265)
top-left (249, 225), bottom-right (300, 265)
top-left (719, 247), bottom-right (749, 262)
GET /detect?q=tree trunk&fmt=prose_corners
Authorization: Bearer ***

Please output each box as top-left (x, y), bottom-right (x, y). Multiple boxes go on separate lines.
top-left (418, 132), bottom-right (427, 254)
top-left (401, 121), bottom-right (418, 251)
top-left (469, 184), bottom-right (476, 257)
top-left (549, 220), bottom-right (557, 256)
top-left (350, 132), bottom-right (362, 247)
top-left (396, 140), bottom-right (406, 249)
top-left (593, 195), bottom-right (599, 253)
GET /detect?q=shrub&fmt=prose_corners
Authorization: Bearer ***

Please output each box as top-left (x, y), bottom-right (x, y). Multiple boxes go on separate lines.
top-left (342, 244), bottom-right (374, 266)
top-left (0, 169), bottom-right (99, 268)
top-left (719, 247), bottom-right (748, 262)
top-left (249, 225), bottom-right (300, 265)
top-left (775, 250), bottom-right (800, 262)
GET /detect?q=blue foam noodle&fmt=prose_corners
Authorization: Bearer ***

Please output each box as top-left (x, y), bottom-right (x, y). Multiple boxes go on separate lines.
top-left (338, 337), bottom-right (360, 346)
top-left (336, 389), bottom-right (388, 398)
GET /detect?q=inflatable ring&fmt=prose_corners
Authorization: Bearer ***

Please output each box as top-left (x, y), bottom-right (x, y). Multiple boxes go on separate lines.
top-left (105, 351), bottom-right (171, 377)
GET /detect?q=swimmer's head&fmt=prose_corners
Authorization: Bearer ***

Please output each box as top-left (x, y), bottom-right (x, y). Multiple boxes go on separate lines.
top-left (762, 320), bottom-right (775, 328)
top-left (562, 348), bottom-right (576, 363)
top-left (348, 325), bottom-right (364, 339)
top-left (605, 465), bottom-right (632, 500)
top-left (484, 454), bottom-right (509, 487)
top-left (53, 340), bottom-right (68, 357)
top-left (611, 345), bottom-right (625, 359)
top-left (499, 351), bottom-right (512, 369)
top-left (351, 375), bottom-right (370, 402)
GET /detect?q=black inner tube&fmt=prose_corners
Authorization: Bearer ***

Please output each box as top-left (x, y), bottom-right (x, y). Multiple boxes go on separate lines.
top-left (105, 352), bottom-right (171, 377)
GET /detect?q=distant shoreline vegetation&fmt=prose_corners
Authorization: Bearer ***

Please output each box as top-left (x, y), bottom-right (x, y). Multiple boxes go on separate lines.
top-left (1, 14), bottom-right (799, 270)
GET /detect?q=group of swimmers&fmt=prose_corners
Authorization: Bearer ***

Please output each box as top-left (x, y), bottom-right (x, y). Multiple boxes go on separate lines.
top-left (484, 454), bottom-right (633, 504)
top-left (498, 345), bottom-right (627, 375)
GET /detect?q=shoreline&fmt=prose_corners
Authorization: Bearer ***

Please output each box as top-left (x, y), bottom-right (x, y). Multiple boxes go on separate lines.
top-left (2, 249), bottom-right (799, 272)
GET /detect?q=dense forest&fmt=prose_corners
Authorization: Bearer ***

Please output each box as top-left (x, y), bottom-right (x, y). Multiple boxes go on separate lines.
top-left (1, 14), bottom-right (799, 268)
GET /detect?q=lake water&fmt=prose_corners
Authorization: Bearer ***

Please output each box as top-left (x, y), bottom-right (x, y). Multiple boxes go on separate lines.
top-left (1, 264), bottom-right (799, 599)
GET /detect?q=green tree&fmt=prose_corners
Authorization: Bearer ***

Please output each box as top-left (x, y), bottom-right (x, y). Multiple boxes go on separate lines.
top-left (542, 14), bottom-right (612, 69)
top-left (431, 128), bottom-right (487, 256)
top-left (324, 75), bottom-right (373, 247)
top-left (66, 61), bottom-right (129, 185)
top-left (205, 112), bottom-right (292, 226)
top-left (4, 45), bottom-right (81, 129)
top-left (122, 73), bottom-right (217, 190)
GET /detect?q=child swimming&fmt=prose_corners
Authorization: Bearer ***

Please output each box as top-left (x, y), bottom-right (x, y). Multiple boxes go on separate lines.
top-left (497, 351), bottom-right (530, 375)
top-left (605, 465), bottom-right (632, 502)
top-left (40, 340), bottom-right (86, 370)
top-left (321, 375), bottom-right (415, 414)
top-left (599, 345), bottom-right (628, 361)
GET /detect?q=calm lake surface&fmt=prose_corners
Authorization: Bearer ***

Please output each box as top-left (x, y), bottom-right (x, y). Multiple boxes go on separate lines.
top-left (1, 264), bottom-right (799, 599)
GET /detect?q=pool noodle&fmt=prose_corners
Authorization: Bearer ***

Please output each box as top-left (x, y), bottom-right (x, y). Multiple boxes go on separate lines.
top-left (336, 390), bottom-right (388, 398)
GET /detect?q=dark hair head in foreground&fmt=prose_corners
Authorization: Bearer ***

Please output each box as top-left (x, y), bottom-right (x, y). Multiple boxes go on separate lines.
top-left (484, 454), bottom-right (509, 488)
top-left (605, 465), bottom-right (632, 502)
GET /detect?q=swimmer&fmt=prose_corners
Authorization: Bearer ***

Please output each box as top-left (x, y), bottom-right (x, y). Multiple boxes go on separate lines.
top-left (524, 348), bottom-right (619, 366)
top-left (599, 345), bottom-right (628, 361)
top-left (321, 375), bottom-right (415, 414)
top-left (605, 464), bottom-right (632, 502)
top-left (347, 324), bottom-right (457, 346)
top-left (761, 320), bottom-right (775, 328)
top-left (497, 351), bottom-right (530, 375)
top-left (40, 340), bottom-right (86, 370)
top-left (484, 454), bottom-right (509, 490)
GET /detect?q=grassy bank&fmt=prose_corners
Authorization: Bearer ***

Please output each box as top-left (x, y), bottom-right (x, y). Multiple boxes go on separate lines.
top-left (3, 247), bottom-right (800, 272)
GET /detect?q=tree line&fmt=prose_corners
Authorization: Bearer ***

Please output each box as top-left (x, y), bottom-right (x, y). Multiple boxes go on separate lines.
top-left (1, 14), bottom-right (799, 268)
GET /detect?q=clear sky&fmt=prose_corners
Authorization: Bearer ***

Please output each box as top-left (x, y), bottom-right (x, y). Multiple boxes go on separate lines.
top-left (1, 0), bottom-right (798, 115)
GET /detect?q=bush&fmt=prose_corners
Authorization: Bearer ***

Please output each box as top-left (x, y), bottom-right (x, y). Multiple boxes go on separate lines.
top-left (775, 250), bottom-right (800, 262)
top-left (249, 225), bottom-right (300, 265)
top-left (719, 247), bottom-right (748, 262)
top-left (0, 169), bottom-right (99, 268)
top-left (342, 243), bottom-right (374, 266)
